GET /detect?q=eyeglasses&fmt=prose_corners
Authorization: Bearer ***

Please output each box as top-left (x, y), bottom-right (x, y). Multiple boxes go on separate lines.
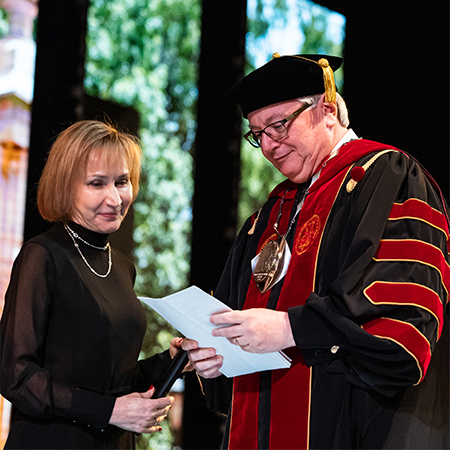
top-left (244, 103), bottom-right (312, 148)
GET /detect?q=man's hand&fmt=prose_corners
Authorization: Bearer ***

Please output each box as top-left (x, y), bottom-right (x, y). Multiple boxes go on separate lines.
top-left (210, 308), bottom-right (295, 353)
top-left (182, 338), bottom-right (223, 379)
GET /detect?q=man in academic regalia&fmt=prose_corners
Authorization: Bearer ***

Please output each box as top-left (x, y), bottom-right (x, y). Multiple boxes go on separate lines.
top-left (183, 54), bottom-right (450, 449)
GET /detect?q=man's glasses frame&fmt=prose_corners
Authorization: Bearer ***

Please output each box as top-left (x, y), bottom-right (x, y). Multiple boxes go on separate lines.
top-left (244, 102), bottom-right (312, 148)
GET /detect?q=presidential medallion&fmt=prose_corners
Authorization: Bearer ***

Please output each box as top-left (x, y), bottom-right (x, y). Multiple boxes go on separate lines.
top-left (253, 235), bottom-right (288, 294)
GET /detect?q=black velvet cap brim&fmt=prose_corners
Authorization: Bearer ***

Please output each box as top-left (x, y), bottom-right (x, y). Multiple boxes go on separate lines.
top-left (223, 54), bottom-right (343, 118)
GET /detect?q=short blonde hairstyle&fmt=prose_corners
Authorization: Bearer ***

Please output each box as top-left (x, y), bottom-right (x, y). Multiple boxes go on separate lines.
top-left (37, 120), bottom-right (142, 223)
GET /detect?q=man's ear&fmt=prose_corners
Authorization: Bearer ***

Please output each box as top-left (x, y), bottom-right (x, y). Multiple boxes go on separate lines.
top-left (320, 93), bottom-right (338, 127)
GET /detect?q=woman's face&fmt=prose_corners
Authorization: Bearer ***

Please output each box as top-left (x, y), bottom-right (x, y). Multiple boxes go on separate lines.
top-left (71, 151), bottom-right (133, 234)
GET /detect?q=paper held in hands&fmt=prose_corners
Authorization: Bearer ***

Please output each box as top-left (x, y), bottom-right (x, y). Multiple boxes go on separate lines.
top-left (138, 286), bottom-right (291, 377)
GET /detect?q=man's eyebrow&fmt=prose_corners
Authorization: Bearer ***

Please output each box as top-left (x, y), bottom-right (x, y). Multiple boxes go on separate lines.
top-left (249, 113), bottom-right (284, 131)
top-left (266, 112), bottom-right (283, 123)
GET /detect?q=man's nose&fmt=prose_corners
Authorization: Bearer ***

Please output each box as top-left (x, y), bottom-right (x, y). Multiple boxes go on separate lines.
top-left (260, 132), bottom-right (279, 152)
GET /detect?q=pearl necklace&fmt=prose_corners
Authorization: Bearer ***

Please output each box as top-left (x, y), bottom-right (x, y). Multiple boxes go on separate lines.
top-left (64, 223), bottom-right (112, 278)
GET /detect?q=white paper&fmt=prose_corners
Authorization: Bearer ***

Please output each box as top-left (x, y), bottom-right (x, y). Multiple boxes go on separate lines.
top-left (138, 286), bottom-right (291, 377)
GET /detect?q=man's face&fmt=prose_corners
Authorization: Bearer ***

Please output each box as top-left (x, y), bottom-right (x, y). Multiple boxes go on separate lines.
top-left (247, 97), bottom-right (335, 184)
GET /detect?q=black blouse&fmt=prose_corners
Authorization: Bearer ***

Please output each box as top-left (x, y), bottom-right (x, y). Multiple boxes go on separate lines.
top-left (1, 222), bottom-right (172, 448)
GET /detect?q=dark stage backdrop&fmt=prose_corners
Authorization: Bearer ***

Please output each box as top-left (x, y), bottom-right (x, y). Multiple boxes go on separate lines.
top-left (318, 0), bottom-right (449, 201)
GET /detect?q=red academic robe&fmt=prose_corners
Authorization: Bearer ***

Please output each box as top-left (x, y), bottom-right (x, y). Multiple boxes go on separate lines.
top-left (202, 139), bottom-right (449, 449)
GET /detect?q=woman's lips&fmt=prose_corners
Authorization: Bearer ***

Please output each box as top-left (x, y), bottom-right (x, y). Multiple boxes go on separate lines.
top-left (99, 212), bottom-right (121, 220)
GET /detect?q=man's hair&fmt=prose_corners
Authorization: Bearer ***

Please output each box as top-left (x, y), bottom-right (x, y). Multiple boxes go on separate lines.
top-left (37, 120), bottom-right (142, 223)
top-left (297, 93), bottom-right (350, 128)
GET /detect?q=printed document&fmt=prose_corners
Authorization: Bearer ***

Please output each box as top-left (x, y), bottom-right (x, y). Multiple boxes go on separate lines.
top-left (139, 286), bottom-right (291, 377)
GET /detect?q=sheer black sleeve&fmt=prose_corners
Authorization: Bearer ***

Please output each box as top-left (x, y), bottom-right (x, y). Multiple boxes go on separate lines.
top-left (1, 243), bottom-right (115, 429)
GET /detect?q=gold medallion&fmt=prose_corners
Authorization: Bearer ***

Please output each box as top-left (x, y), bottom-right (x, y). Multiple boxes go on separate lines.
top-left (253, 235), bottom-right (287, 294)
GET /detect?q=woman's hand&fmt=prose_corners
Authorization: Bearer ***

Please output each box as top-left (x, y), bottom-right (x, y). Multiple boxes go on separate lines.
top-left (169, 337), bottom-right (184, 359)
top-left (170, 337), bottom-right (195, 372)
top-left (109, 387), bottom-right (174, 434)
top-left (182, 338), bottom-right (223, 379)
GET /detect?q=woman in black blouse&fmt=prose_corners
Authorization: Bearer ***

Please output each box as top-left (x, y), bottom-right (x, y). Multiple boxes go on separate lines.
top-left (1, 120), bottom-right (184, 449)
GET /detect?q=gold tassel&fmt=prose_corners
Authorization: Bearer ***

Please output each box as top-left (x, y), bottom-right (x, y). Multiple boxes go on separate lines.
top-left (248, 208), bottom-right (262, 235)
top-left (318, 58), bottom-right (336, 103)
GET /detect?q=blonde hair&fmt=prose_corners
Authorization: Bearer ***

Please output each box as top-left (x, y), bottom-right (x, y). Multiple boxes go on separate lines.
top-left (37, 120), bottom-right (142, 223)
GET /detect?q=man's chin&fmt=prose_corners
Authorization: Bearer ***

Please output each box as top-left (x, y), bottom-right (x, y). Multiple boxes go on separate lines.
top-left (286, 173), bottom-right (310, 184)
top-left (275, 162), bottom-right (309, 184)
